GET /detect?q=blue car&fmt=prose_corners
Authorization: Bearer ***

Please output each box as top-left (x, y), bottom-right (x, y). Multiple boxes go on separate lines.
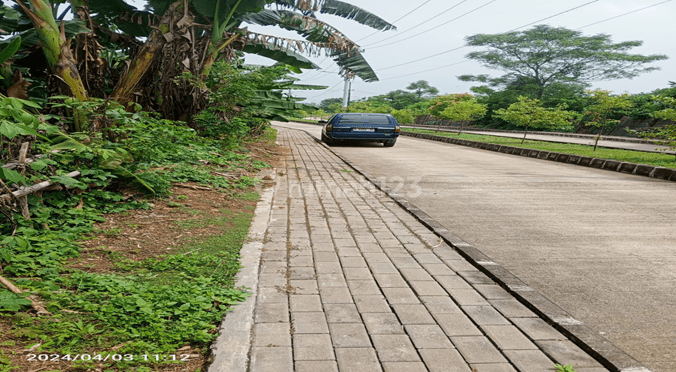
top-left (320, 113), bottom-right (400, 147)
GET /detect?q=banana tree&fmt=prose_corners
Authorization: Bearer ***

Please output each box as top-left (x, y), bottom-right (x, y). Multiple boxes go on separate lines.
top-left (6, 0), bottom-right (99, 131)
top-left (94, 0), bottom-right (394, 116)
top-left (10, 0), bottom-right (394, 122)
top-left (12, 0), bottom-right (87, 102)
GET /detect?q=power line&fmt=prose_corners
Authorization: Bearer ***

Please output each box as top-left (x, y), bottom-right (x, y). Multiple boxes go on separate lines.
top-left (575, 0), bottom-right (672, 30)
top-left (300, 56), bottom-right (330, 75)
top-left (306, 80), bottom-right (344, 100)
top-left (507, 0), bottom-right (599, 32)
top-left (379, 45), bottom-right (468, 71)
top-left (356, 0), bottom-right (432, 42)
top-left (375, 0), bottom-right (601, 72)
top-left (364, 0), bottom-right (470, 47)
top-left (369, 0), bottom-right (498, 51)
top-left (303, 69), bottom-right (340, 82)
top-left (380, 60), bottom-right (471, 81)
top-left (301, 59), bottom-right (340, 81)
top-left (377, 0), bottom-right (669, 83)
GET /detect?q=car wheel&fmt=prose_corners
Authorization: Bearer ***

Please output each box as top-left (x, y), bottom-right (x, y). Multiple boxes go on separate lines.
top-left (322, 133), bottom-right (334, 146)
top-left (383, 139), bottom-right (396, 147)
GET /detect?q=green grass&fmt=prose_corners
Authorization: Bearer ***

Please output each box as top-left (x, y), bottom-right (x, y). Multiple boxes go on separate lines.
top-left (404, 128), bottom-right (676, 169)
top-left (236, 191), bottom-right (261, 201)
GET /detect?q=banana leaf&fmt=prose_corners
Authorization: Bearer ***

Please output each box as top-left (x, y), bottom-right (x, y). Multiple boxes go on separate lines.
top-left (242, 10), bottom-right (378, 82)
top-left (88, 0), bottom-right (154, 37)
top-left (319, 0), bottom-right (395, 31)
top-left (192, 0), bottom-right (271, 23)
top-left (242, 10), bottom-right (341, 44)
top-left (242, 43), bottom-right (319, 69)
top-left (0, 37), bottom-right (21, 65)
top-left (287, 83), bottom-right (328, 90)
top-left (271, 0), bottom-right (396, 32)
top-left (331, 49), bottom-right (378, 82)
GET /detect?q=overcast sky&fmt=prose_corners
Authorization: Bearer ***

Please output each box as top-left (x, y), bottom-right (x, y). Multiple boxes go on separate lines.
top-left (243, 0), bottom-right (675, 104)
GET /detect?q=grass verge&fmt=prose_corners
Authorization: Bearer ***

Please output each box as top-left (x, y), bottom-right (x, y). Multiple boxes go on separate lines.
top-left (404, 128), bottom-right (676, 169)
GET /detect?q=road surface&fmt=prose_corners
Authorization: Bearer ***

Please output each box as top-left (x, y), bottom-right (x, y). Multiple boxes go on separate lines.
top-left (274, 121), bottom-right (676, 372)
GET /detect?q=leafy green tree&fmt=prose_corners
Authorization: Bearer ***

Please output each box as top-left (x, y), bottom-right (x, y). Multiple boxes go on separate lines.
top-left (406, 80), bottom-right (439, 99)
top-left (346, 100), bottom-right (392, 114)
top-left (496, 96), bottom-right (577, 143)
top-left (584, 90), bottom-right (633, 150)
top-left (319, 98), bottom-right (343, 112)
top-left (392, 109), bottom-right (414, 124)
top-left (428, 94), bottom-right (473, 118)
top-left (436, 95), bottom-right (487, 134)
top-left (407, 99), bottom-right (436, 117)
top-left (653, 97), bottom-right (676, 121)
top-left (382, 90), bottom-right (419, 110)
top-left (460, 25), bottom-right (668, 100)
top-left (644, 95), bottom-right (676, 153)
top-left (624, 84), bottom-right (676, 121)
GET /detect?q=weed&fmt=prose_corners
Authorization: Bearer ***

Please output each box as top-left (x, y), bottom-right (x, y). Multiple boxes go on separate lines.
top-left (168, 202), bottom-right (183, 208)
top-left (104, 228), bottom-right (121, 236)
top-left (341, 169), bottom-right (353, 173)
top-left (554, 364), bottom-right (577, 372)
top-left (176, 195), bottom-right (189, 200)
top-left (0, 350), bottom-right (19, 372)
top-left (236, 191), bottom-right (260, 201)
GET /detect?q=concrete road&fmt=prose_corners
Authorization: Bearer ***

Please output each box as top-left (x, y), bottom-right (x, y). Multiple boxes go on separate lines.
top-left (405, 125), bottom-right (674, 154)
top-left (274, 122), bottom-right (676, 372)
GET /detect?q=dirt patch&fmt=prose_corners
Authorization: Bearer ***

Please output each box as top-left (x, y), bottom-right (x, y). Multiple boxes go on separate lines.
top-left (0, 138), bottom-right (290, 372)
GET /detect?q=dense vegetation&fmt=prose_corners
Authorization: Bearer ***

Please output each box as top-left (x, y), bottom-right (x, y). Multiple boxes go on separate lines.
top-left (0, 0), bottom-right (397, 370)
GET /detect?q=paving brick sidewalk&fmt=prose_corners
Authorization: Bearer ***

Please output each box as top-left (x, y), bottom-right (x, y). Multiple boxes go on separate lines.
top-left (245, 128), bottom-right (609, 372)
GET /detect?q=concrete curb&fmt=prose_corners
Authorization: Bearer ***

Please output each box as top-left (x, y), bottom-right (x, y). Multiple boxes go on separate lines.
top-left (405, 124), bottom-right (659, 145)
top-left (277, 124), bottom-right (652, 372)
top-left (207, 183), bottom-right (276, 372)
top-left (401, 131), bottom-right (676, 183)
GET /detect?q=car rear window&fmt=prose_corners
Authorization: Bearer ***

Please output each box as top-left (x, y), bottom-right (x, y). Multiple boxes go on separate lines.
top-left (338, 114), bottom-right (391, 125)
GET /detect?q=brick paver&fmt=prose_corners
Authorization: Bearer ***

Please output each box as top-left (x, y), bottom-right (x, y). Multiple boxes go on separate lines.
top-left (246, 128), bottom-right (609, 371)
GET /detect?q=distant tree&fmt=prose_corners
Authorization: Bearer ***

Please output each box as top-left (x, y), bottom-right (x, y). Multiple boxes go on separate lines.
top-left (383, 90), bottom-right (420, 110)
top-left (319, 98), bottom-right (344, 112)
top-left (460, 25), bottom-right (668, 100)
top-left (436, 95), bottom-right (487, 134)
top-left (584, 90), bottom-right (633, 151)
top-left (407, 80), bottom-right (439, 99)
top-left (407, 99), bottom-right (436, 117)
top-left (496, 96), bottom-right (578, 143)
top-left (633, 95), bottom-right (676, 154)
top-left (346, 101), bottom-right (393, 114)
top-left (428, 94), bottom-right (473, 118)
top-left (653, 97), bottom-right (676, 122)
top-left (328, 102), bottom-right (344, 113)
top-left (392, 109), bottom-right (414, 124)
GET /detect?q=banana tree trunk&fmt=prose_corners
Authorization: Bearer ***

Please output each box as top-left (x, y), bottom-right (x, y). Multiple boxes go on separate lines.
top-left (199, 33), bottom-right (241, 78)
top-left (14, 0), bottom-right (88, 130)
top-left (69, 0), bottom-right (107, 98)
top-left (110, 0), bottom-right (184, 106)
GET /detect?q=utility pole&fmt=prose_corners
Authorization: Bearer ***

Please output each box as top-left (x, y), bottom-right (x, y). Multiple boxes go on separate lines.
top-left (347, 79), bottom-right (352, 107)
top-left (342, 76), bottom-right (349, 108)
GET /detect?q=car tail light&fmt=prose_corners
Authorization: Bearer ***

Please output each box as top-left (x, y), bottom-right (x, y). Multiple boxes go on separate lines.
top-left (394, 126), bottom-right (400, 133)
top-left (326, 124), bottom-right (333, 132)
